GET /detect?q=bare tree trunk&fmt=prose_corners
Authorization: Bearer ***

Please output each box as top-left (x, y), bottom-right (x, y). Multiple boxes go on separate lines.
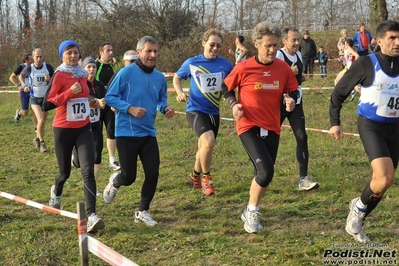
top-left (370, 0), bottom-right (388, 28)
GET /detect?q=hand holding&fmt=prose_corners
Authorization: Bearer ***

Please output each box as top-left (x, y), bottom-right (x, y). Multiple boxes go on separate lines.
top-left (70, 82), bottom-right (82, 95)
top-left (128, 106), bottom-right (146, 118)
top-left (232, 103), bottom-right (244, 120)
top-left (284, 93), bottom-right (295, 112)
top-left (98, 98), bottom-right (106, 109)
top-left (89, 98), bottom-right (99, 108)
top-left (291, 63), bottom-right (298, 75)
top-left (176, 92), bottom-right (188, 103)
top-left (164, 106), bottom-right (175, 118)
top-left (329, 125), bottom-right (343, 140)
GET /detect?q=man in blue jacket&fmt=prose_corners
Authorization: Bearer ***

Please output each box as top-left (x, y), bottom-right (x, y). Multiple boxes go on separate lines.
top-left (103, 36), bottom-right (175, 226)
top-left (353, 22), bottom-right (373, 56)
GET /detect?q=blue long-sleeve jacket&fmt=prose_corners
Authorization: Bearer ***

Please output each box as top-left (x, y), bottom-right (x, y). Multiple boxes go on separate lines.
top-left (105, 63), bottom-right (168, 137)
top-left (353, 30), bottom-right (372, 53)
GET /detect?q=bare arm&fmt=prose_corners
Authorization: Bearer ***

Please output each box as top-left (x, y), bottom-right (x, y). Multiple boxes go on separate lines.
top-left (173, 74), bottom-right (188, 103)
top-left (9, 73), bottom-right (20, 87)
top-left (235, 43), bottom-right (248, 63)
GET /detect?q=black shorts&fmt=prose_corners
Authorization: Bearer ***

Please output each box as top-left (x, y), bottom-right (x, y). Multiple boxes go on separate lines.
top-left (358, 116), bottom-right (399, 167)
top-left (186, 111), bottom-right (220, 138)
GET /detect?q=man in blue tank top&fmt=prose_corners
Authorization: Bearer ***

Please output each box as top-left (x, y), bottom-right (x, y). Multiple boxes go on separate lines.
top-left (173, 29), bottom-right (233, 196)
top-left (329, 20), bottom-right (399, 243)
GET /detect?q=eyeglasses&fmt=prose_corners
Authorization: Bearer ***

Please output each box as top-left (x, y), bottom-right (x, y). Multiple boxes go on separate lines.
top-left (208, 43), bottom-right (222, 48)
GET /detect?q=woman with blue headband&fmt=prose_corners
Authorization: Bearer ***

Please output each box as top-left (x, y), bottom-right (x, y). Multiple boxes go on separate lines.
top-left (46, 40), bottom-right (105, 233)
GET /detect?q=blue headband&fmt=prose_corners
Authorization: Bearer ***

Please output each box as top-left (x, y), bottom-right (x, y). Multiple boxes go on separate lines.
top-left (58, 40), bottom-right (80, 59)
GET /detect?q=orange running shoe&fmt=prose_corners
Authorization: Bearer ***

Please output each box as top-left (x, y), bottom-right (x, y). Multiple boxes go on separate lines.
top-left (201, 175), bottom-right (214, 195)
top-left (188, 173), bottom-right (202, 190)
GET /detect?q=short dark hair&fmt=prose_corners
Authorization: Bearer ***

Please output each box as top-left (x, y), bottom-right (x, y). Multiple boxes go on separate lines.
top-left (376, 20), bottom-right (399, 38)
top-left (344, 37), bottom-right (354, 47)
top-left (237, 35), bottom-right (245, 43)
top-left (99, 42), bottom-right (112, 52)
top-left (281, 26), bottom-right (299, 40)
top-left (22, 53), bottom-right (32, 63)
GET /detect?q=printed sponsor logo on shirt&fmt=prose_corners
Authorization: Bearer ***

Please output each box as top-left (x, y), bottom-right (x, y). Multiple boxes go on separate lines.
top-left (254, 81), bottom-right (279, 90)
top-left (388, 83), bottom-right (398, 90)
top-left (263, 71), bottom-right (271, 76)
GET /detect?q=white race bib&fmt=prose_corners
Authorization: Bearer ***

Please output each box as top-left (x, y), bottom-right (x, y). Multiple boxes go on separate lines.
top-left (66, 98), bottom-right (90, 121)
top-left (90, 107), bottom-right (101, 123)
top-left (376, 89), bottom-right (399, 118)
top-left (199, 72), bottom-right (222, 93)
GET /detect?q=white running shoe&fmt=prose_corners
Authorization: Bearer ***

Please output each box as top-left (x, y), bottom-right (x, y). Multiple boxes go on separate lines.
top-left (49, 185), bottom-right (61, 209)
top-left (134, 210), bottom-right (158, 226)
top-left (103, 172), bottom-right (119, 203)
top-left (241, 207), bottom-right (263, 233)
top-left (298, 176), bottom-right (319, 191)
top-left (345, 197), bottom-right (370, 243)
top-left (87, 213), bottom-right (105, 233)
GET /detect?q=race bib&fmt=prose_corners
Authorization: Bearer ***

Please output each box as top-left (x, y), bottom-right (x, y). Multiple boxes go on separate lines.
top-left (66, 98), bottom-right (90, 121)
top-left (90, 107), bottom-right (101, 123)
top-left (199, 72), bottom-right (222, 93)
top-left (377, 90), bottom-right (399, 118)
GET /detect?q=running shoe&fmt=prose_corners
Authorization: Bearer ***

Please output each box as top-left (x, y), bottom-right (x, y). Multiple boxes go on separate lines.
top-left (201, 175), bottom-right (214, 195)
top-left (134, 210), bottom-right (158, 226)
top-left (298, 176), bottom-right (319, 191)
top-left (40, 141), bottom-right (47, 153)
top-left (103, 172), bottom-right (119, 204)
top-left (33, 137), bottom-right (40, 149)
top-left (49, 185), bottom-right (61, 209)
top-left (241, 207), bottom-right (263, 234)
top-left (109, 161), bottom-right (121, 171)
top-left (187, 173), bottom-right (202, 190)
top-left (14, 109), bottom-right (21, 123)
top-left (87, 213), bottom-right (105, 233)
top-left (345, 197), bottom-right (370, 243)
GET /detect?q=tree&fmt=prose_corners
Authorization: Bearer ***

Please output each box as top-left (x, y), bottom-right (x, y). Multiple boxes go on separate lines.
top-left (18, 0), bottom-right (31, 38)
top-left (370, 0), bottom-right (388, 28)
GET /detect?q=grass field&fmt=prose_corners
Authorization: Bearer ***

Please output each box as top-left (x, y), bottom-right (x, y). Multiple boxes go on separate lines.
top-left (0, 77), bottom-right (398, 265)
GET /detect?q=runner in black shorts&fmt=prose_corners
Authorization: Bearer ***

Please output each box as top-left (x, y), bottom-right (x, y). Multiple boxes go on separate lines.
top-left (329, 20), bottom-right (399, 243)
top-left (173, 29), bottom-right (233, 196)
top-left (9, 53), bottom-right (34, 125)
top-left (186, 112), bottom-right (220, 138)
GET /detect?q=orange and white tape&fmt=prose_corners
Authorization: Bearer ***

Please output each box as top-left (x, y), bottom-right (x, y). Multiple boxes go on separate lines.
top-left (0, 190), bottom-right (139, 265)
top-left (174, 111), bottom-right (359, 137)
top-left (0, 190), bottom-right (78, 219)
top-left (88, 236), bottom-right (139, 266)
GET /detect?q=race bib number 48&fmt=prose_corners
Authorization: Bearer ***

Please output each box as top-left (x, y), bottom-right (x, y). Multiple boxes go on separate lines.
top-left (377, 91), bottom-right (399, 118)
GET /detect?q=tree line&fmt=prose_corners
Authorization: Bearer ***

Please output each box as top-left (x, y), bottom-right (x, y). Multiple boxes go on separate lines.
top-left (0, 0), bottom-right (396, 86)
